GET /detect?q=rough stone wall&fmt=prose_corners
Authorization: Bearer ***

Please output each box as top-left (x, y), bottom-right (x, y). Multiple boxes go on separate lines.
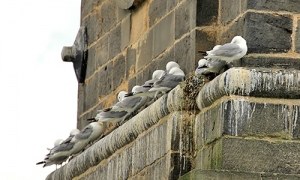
top-left (77, 0), bottom-right (200, 129)
top-left (47, 0), bottom-right (300, 179)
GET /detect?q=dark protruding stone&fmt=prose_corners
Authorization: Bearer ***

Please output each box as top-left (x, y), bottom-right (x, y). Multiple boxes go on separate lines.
top-left (61, 26), bottom-right (88, 83)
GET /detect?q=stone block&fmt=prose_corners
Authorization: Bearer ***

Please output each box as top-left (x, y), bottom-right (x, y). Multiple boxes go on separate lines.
top-left (240, 56), bottom-right (300, 70)
top-left (117, 7), bottom-right (131, 22)
top-left (80, 62), bottom-right (112, 113)
top-left (247, 0), bottom-right (300, 13)
top-left (130, 153), bottom-right (170, 180)
top-left (130, 153), bottom-right (191, 180)
top-left (121, 15), bottom-right (131, 50)
top-left (78, 146), bottom-right (132, 180)
top-left (221, 12), bottom-right (293, 53)
top-left (244, 12), bottom-right (292, 53)
top-left (135, 71), bottom-right (144, 87)
top-left (128, 76), bottom-right (136, 92)
top-left (292, 105), bottom-right (300, 139)
top-left (153, 12), bottom-right (175, 58)
top-left (170, 153), bottom-right (192, 180)
top-left (148, 0), bottom-right (167, 27)
top-left (108, 24), bottom-right (121, 60)
top-left (179, 170), bottom-right (262, 180)
top-left (112, 54), bottom-right (126, 90)
top-left (195, 29), bottom-right (217, 61)
top-left (174, 31), bottom-right (196, 74)
top-left (98, 0), bottom-right (117, 37)
top-left (85, 45), bottom-right (97, 79)
top-left (77, 110), bottom-right (96, 130)
top-left (81, 13), bottom-right (99, 46)
top-left (170, 112), bottom-right (195, 153)
top-left (81, 0), bottom-right (105, 19)
top-left (222, 138), bottom-right (300, 174)
top-left (131, 120), bottom-right (170, 175)
top-left (175, 0), bottom-right (196, 40)
top-left (223, 100), bottom-right (290, 138)
top-left (136, 31), bottom-right (153, 71)
top-left (95, 35), bottom-right (109, 68)
top-left (195, 140), bottom-right (222, 170)
top-left (194, 98), bottom-right (296, 150)
top-left (179, 170), bottom-right (300, 180)
top-left (220, 0), bottom-right (242, 25)
top-left (261, 173), bottom-right (300, 180)
top-left (126, 46), bottom-right (136, 78)
top-left (142, 62), bottom-right (156, 83)
top-left (194, 104), bottom-right (223, 149)
top-left (151, 47), bottom-right (175, 71)
top-left (195, 137), bottom-right (300, 174)
top-left (167, 0), bottom-right (180, 12)
top-left (295, 20), bottom-right (300, 53)
top-left (196, 0), bottom-right (218, 26)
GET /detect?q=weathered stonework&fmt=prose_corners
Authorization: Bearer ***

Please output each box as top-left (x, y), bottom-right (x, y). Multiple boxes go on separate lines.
top-left (50, 0), bottom-right (300, 179)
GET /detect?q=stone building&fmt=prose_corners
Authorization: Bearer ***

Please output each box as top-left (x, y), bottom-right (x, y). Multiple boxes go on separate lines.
top-left (47, 0), bottom-right (300, 179)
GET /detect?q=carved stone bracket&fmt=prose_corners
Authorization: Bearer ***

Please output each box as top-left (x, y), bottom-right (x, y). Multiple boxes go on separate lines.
top-left (61, 26), bottom-right (87, 83)
top-left (114, 0), bottom-right (145, 9)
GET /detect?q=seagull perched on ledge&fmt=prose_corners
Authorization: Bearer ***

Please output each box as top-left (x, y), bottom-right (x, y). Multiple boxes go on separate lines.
top-left (195, 58), bottom-right (227, 76)
top-left (36, 129), bottom-right (80, 168)
top-left (149, 67), bottom-right (185, 97)
top-left (204, 36), bottom-right (247, 63)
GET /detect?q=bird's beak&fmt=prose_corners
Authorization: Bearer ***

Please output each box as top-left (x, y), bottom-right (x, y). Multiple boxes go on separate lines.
top-left (98, 121), bottom-right (104, 126)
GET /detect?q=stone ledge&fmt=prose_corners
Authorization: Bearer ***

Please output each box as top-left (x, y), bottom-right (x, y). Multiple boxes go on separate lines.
top-left (197, 67), bottom-right (300, 109)
top-left (179, 169), bottom-right (300, 180)
top-left (46, 84), bottom-right (195, 180)
top-left (46, 95), bottom-right (168, 180)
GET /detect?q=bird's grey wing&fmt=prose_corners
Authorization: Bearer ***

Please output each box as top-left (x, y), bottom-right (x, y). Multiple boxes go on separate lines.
top-left (143, 79), bottom-right (156, 87)
top-left (60, 135), bottom-right (74, 144)
top-left (74, 125), bottom-right (93, 140)
top-left (119, 97), bottom-right (143, 108)
top-left (99, 110), bottom-right (128, 118)
top-left (154, 75), bottom-right (184, 89)
top-left (211, 43), bottom-right (242, 57)
top-left (51, 142), bottom-right (75, 153)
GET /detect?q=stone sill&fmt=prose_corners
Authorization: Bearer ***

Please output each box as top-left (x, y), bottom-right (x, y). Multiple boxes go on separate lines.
top-left (46, 67), bottom-right (300, 180)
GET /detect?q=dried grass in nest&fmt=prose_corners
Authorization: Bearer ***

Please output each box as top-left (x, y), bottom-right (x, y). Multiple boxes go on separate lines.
top-left (180, 72), bottom-right (211, 110)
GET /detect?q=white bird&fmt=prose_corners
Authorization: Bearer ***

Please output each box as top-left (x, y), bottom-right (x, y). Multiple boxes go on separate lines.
top-left (70, 121), bottom-right (106, 155)
top-left (195, 58), bottom-right (227, 75)
top-left (125, 70), bottom-right (165, 98)
top-left (37, 129), bottom-right (80, 168)
top-left (204, 36), bottom-right (247, 63)
top-left (46, 139), bottom-right (64, 151)
top-left (166, 61), bottom-right (180, 71)
top-left (149, 67), bottom-right (185, 97)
